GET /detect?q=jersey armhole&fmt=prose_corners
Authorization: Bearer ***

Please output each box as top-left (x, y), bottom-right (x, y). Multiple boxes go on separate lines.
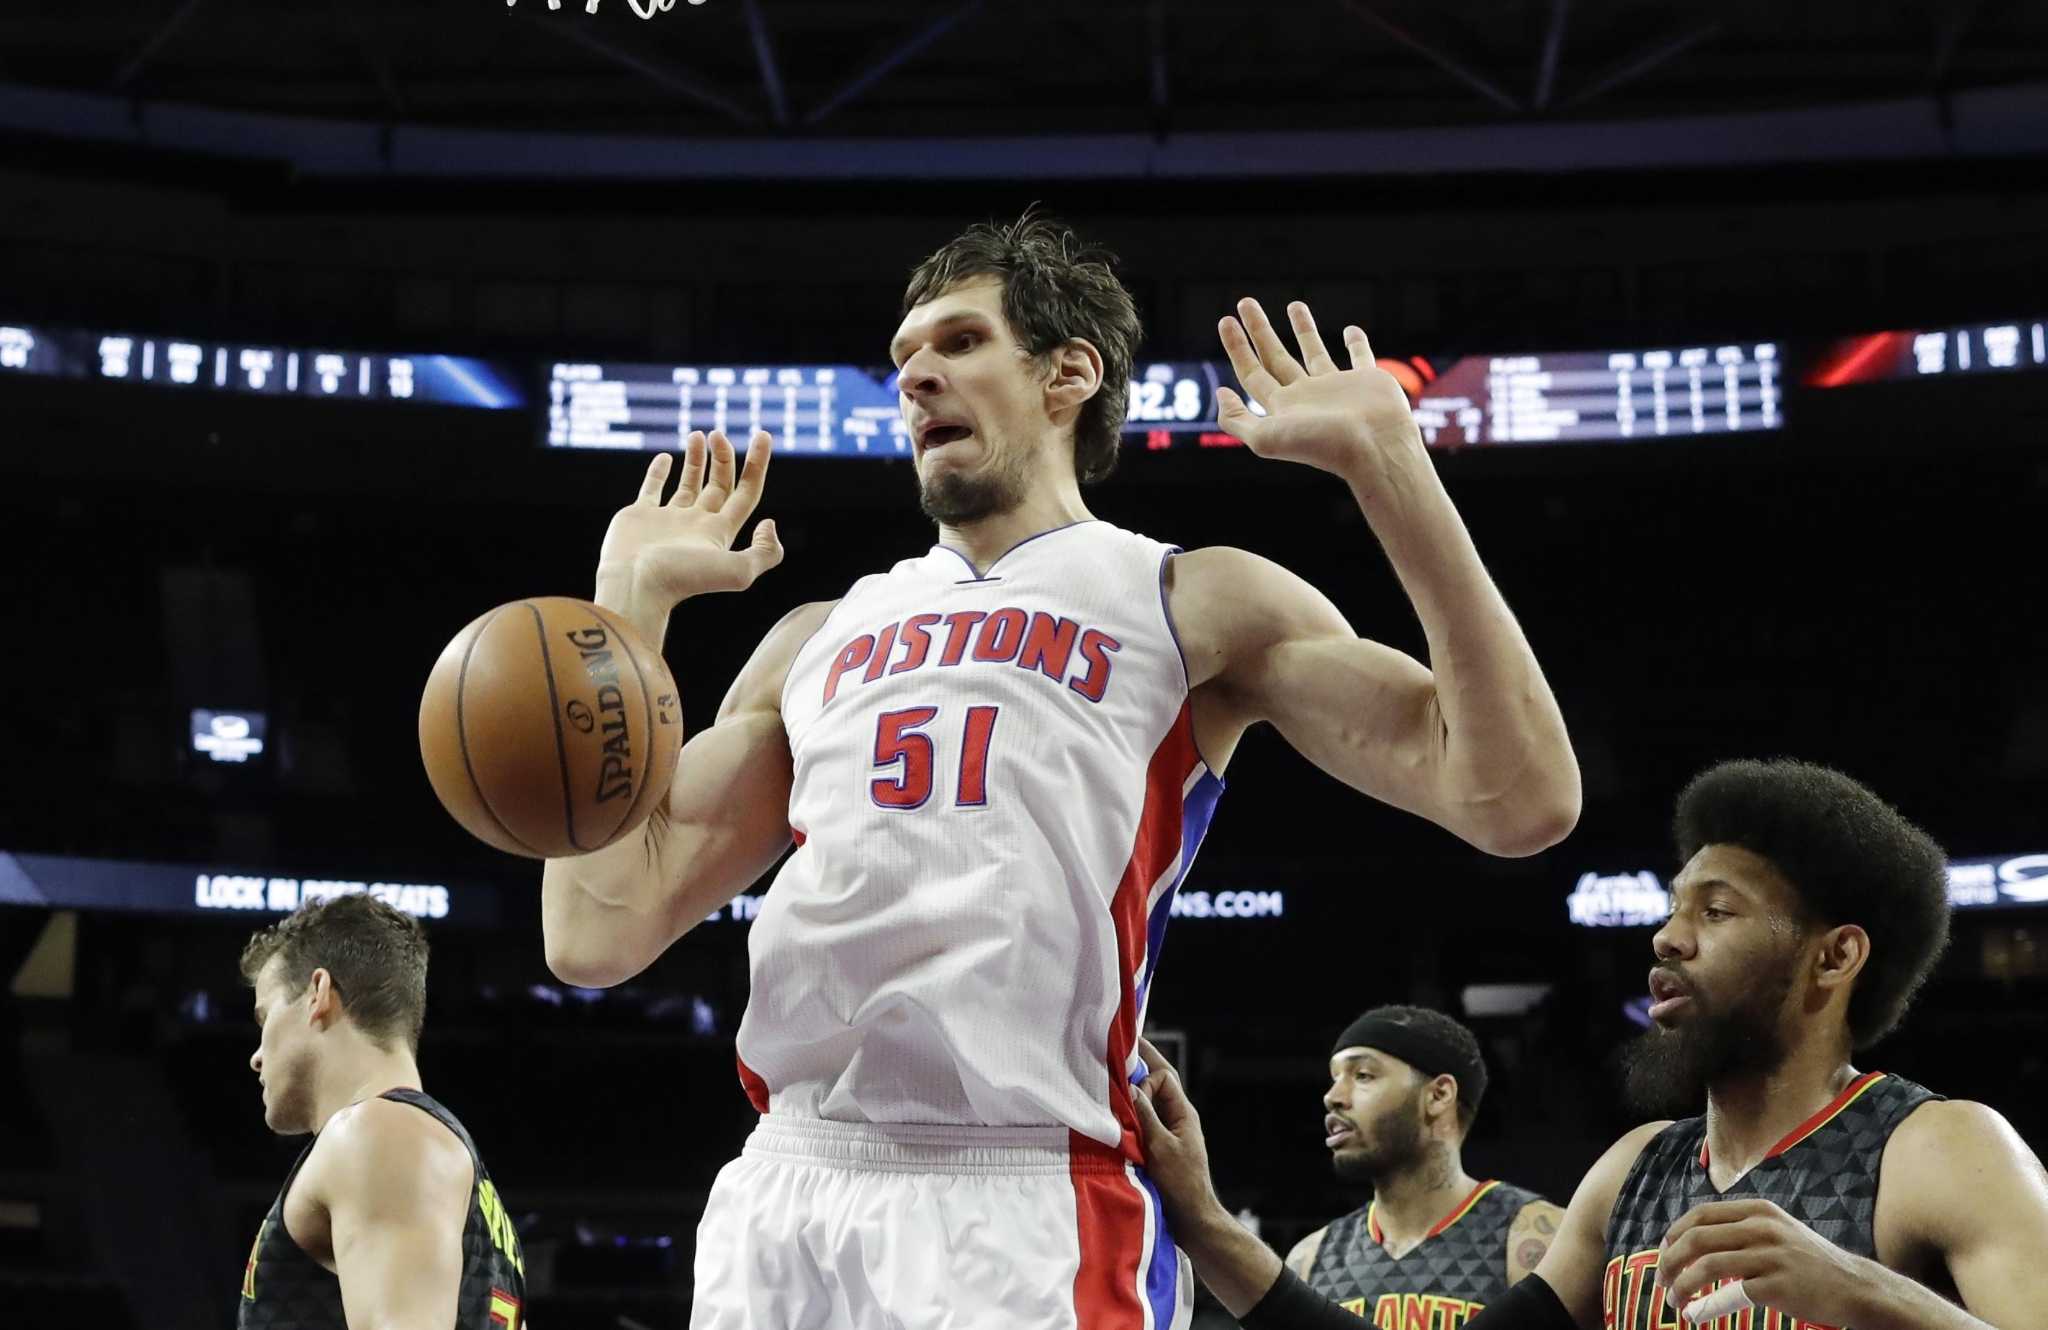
top-left (1157, 547), bottom-right (1222, 775)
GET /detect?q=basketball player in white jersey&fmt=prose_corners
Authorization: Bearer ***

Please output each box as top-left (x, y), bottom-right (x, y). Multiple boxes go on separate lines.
top-left (539, 214), bottom-right (1581, 1328)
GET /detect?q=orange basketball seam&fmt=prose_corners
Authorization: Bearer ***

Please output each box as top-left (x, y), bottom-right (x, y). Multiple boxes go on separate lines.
top-left (526, 601), bottom-right (589, 854)
top-left (455, 606), bottom-right (543, 857)
top-left (586, 603), bottom-right (662, 847)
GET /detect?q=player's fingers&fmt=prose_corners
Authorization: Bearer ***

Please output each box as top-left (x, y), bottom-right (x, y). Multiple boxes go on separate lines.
top-left (1217, 317), bottom-right (1282, 405)
top-left (1213, 387), bottom-right (1264, 450)
top-left (707, 429), bottom-right (739, 498)
top-left (726, 430), bottom-right (775, 522)
top-left (1136, 1037), bottom-right (1170, 1075)
top-left (673, 432), bottom-right (707, 506)
top-left (637, 451), bottom-right (672, 504)
top-left (1238, 297), bottom-right (1306, 385)
top-left (1679, 1279), bottom-right (1753, 1327)
top-left (1289, 301), bottom-right (1337, 374)
top-left (1343, 325), bottom-right (1375, 372)
top-left (740, 519), bottom-right (784, 582)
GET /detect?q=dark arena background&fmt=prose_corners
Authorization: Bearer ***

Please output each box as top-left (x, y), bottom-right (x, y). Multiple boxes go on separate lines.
top-left (3, 3), bottom-right (2046, 1327)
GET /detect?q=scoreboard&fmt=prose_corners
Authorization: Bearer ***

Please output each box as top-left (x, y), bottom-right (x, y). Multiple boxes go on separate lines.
top-left (1413, 343), bottom-right (1782, 447)
top-left (544, 345), bottom-right (1783, 454)
top-left (0, 322), bottom-right (526, 408)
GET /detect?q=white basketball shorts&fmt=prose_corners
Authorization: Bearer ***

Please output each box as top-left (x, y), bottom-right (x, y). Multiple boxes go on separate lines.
top-left (689, 1114), bottom-right (1193, 1329)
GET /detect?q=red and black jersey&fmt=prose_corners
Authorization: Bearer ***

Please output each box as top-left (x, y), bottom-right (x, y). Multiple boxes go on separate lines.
top-left (1306, 1179), bottom-right (1549, 1325)
top-left (1601, 1072), bottom-right (1939, 1330)
top-left (239, 1088), bottom-right (526, 1330)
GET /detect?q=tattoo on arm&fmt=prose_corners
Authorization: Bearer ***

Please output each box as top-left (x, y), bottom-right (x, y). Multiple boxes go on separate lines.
top-left (1516, 1238), bottom-right (1549, 1272)
top-left (1534, 1213), bottom-right (1557, 1235)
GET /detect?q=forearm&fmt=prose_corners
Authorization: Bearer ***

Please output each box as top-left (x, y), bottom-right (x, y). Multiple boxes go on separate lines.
top-left (1345, 446), bottom-right (1577, 850)
top-left (1845, 1262), bottom-right (2004, 1330)
top-left (1176, 1205), bottom-right (1286, 1318)
top-left (539, 806), bottom-right (681, 986)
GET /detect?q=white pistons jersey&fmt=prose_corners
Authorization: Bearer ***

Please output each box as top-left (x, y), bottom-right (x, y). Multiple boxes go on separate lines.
top-left (735, 519), bottom-right (1224, 1161)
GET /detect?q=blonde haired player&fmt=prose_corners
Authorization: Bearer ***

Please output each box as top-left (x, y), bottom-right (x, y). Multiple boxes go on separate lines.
top-left (540, 214), bottom-right (1581, 1328)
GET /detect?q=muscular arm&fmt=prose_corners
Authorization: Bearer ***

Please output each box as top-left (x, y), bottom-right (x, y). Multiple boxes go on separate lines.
top-left (312, 1101), bottom-right (476, 1330)
top-left (1858, 1100), bottom-right (2048, 1330)
top-left (1507, 1200), bottom-right (1568, 1286)
top-left (1171, 545), bottom-right (1578, 857)
top-left (1505, 1123), bottom-right (1665, 1330)
top-left (540, 599), bottom-right (833, 986)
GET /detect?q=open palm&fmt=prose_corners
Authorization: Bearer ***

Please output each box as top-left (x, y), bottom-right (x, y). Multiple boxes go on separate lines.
top-left (600, 429), bottom-right (785, 608)
top-left (1215, 298), bottom-right (1423, 478)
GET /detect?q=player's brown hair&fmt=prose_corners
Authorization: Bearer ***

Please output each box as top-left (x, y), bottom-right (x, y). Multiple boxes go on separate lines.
top-left (239, 893), bottom-right (429, 1053)
top-left (902, 210), bottom-right (1141, 485)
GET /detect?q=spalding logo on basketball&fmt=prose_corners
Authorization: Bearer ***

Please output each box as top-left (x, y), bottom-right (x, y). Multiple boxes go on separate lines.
top-left (419, 597), bottom-right (683, 858)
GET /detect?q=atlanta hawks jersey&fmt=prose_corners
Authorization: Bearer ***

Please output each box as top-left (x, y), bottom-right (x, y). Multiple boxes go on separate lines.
top-left (239, 1089), bottom-right (526, 1330)
top-left (735, 520), bottom-right (1224, 1159)
top-left (1307, 1180), bottom-right (1546, 1324)
top-left (1603, 1072), bottom-right (1939, 1330)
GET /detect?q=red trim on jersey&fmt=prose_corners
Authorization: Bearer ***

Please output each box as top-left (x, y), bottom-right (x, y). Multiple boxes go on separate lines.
top-left (790, 827), bottom-right (807, 847)
top-left (736, 1053), bottom-right (771, 1114)
top-left (1100, 703), bottom-right (1200, 1162)
top-left (1069, 1130), bottom-right (1149, 1329)
top-left (1699, 1071), bottom-right (1887, 1168)
top-left (1366, 1179), bottom-right (1500, 1247)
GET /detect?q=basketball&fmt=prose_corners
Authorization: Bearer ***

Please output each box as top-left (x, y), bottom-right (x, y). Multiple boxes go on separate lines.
top-left (419, 597), bottom-right (683, 859)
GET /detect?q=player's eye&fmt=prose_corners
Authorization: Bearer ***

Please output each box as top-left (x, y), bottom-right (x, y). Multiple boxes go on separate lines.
top-left (950, 333), bottom-right (978, 352)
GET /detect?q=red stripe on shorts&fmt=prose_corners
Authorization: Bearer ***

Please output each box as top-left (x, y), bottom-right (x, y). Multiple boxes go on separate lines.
top-left (1069, 1131), bottom-right (1148, 1329)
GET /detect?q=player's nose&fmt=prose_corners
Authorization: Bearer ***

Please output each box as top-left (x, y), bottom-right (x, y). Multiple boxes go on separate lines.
top-left (898, 348), bottom-right (946, 398)
top-left (250, 1048), bottom-right (263, 1074)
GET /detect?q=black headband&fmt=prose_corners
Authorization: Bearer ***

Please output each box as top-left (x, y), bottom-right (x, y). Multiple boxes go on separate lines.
top-left (1331, 1013), bottom-right (1488, 1111)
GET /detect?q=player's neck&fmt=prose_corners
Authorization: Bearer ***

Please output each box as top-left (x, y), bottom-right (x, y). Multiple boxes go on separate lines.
top-left (1370, 1148), bottom-right (1477, 1248)
top-left (312, 1048), bottom-right (424, 1134)
top-left (1703, 1043), bottom-right (1859, 1185)
top-left (935, 480), bottom-right (1093, 576)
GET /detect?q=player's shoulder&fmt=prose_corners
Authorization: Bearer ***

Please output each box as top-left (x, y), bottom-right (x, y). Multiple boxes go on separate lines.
top-left (1580, 1120), bottom-right (1678, 1199)
top-left (1509, 1195), bottom-right (1567, 1227)
top-left (1883, 1097), bottom-right (2033, 1180)
top-left (1284, 1223), bottom-right (1331, 1278)
top-left (725, 599), bottom-right (841, 711)
top-left (301, 1095), bottom-right (472, 1207)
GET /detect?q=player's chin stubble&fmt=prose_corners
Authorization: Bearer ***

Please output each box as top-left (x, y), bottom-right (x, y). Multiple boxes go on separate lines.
top-left (917, 446), bottom-right (1030, 526)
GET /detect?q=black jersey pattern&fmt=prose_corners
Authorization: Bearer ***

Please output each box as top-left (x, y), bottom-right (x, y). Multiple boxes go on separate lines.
top-left (1601, 1072), bottom-right (1939, 1330)
top-left (239, 1088), bottom-right (526, 1330)
top-left (1306, 1179), bottom-right (1548, 1323)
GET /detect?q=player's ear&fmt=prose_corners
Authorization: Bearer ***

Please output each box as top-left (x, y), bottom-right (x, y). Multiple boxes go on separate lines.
top-left (1044, 338), bottom-right (1103, 415)
top-left (305, 968), bottom-right (342, 1028)
top-left (1812, 924), bottom-right (1870, 994)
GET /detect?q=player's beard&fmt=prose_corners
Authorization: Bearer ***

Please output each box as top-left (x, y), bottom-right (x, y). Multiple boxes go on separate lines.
top-left (1331, 1097), bottom-right (1430, 1186)
top-left (1621, 948), bottom-right (1799, 1118)
top-left (917, 437), bottom-right (1033, 526)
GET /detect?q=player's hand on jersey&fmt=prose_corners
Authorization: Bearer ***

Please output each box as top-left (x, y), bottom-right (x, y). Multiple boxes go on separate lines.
top-left (599, 429), bottom-right (784, 609)
top-left (1656, 1198), bottom-right (1874, 1328)
top-left (1215, 298), bottom-right (1424, 482)
top-left (1129, 1037), bottom-right (1227, 1230)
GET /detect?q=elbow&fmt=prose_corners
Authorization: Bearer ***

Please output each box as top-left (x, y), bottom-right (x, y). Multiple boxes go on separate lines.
top-left (1465, 777), bottom-right (1582, 859)
top-left (542, 934), bottom-right (635, 990)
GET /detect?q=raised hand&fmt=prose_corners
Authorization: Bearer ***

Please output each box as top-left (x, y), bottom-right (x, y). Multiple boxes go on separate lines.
top-left (1215, 298), bottom-right (1424, 481)
top-left (598, 430), bottom-right (784, 612)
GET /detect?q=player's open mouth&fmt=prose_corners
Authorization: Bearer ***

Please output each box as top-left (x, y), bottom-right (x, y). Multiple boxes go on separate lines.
top-left (1647, 968), bottom-right (1692, 1022)
top-left (919, 423), bottom-right (974, 452)
top-left (1325, 1114), bottom-right (1357, 1149)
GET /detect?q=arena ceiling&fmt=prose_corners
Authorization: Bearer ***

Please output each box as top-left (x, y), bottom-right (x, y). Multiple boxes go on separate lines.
top-left (1, 0), bottom-right (2043, 139)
